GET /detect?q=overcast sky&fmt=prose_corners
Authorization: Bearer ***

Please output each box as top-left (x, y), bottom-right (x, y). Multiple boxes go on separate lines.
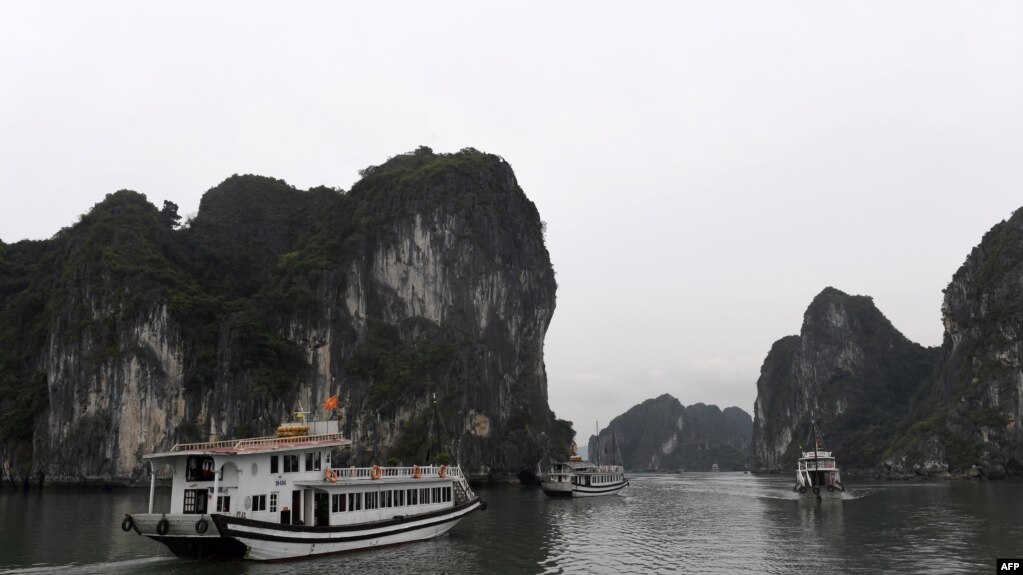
top-left (2, 2), bottom-right (1021, 440)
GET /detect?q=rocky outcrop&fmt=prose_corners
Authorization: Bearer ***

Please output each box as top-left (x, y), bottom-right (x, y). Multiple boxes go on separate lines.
top-left (588, 394), bottom-right (752, 471)
top-left (0, 147), bottom-right (573, 484)
top-left (884, 209), bottom-right (1023, 478)
top-left (755, 208), bottom-right (1023, 478)
top-left (750, 288), bottom-right (938, 472)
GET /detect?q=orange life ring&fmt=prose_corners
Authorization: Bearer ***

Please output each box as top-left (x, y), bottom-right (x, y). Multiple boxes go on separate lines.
top-left (370, 465), bottom-right (382, 480)
top-left (324, 468), bottom-right (338, 483)
top-left (439, 465), bottom-right (447, 478)
top-left (412, 465), bottom-right (420, 479)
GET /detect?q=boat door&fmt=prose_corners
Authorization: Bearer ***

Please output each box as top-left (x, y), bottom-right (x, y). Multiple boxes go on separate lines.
top-left (314, 492), bottom-right (330, 526)
top-left (291, 490), bottom-right (302, 525)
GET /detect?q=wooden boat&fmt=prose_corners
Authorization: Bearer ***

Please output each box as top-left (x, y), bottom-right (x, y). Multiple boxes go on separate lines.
top-left (120, 418), bottom-right (485, 560)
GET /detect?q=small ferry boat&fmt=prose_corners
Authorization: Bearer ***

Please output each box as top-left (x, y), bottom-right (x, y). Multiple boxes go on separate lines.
top-left (120, 417), bottom-right (485, 560)
top-left (793, 416), bottom-right (845, 499)
top-left (541, 441), bottom-right (628, 498)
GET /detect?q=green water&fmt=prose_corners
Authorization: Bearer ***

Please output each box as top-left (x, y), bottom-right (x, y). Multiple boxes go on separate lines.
top-left (0, 474), bottom-right (1019, 574)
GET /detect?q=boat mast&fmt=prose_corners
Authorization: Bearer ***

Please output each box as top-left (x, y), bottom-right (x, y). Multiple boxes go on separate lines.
top-left (611, 427), bottom-right (617, 467)
top-left (811, 413), bottom-right (820, 488)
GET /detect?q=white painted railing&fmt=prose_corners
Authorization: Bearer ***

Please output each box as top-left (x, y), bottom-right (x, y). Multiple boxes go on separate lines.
top-left (329, 465), bottom-right (465, 481)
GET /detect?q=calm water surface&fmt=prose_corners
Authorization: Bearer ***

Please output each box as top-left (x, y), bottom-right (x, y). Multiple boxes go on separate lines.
top-left (1, 474), bottom-right (1020, 574)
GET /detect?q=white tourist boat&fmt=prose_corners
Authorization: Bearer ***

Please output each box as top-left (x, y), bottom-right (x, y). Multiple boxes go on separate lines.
top-left (541, 441), bottom-right (628, 498)
top-left (793, 416), bottom-right (845, 499)
top-left (120, 418), bottom-right (485, 560)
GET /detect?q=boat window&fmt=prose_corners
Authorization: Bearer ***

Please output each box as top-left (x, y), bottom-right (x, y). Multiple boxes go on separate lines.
top-left (270, 455), bottom-right (279, 474)
top-left (186, 456), bottom-right (216, 482)
top-left (284, 454), bottom-right (299, 473)
top-left (347, 492), bottom-right (362, 511)
top-left (444, 487), bottom-right (452, 502)
top-left (331, 493), bottom-right (347, 512)
top-left (270, 492), bottom-right (278, 513)
top-left (365, 492), bottom-right (379, 510)
top-left (395, 489), bottom-right (405, 506)
top-left (419, 488), bottom-right (430, 504)
top-left (183, 489), bottom-right (209, 514)
top-left (216, 495), bottom-right (231, 512)
top-left (431, 487), bottom-right (441, 503)
top-left (382, 490), bottom-right (392, 507)
top-left (252, 494), bottom-right (267, 512)
top-left (305, 452), bottom-right (322, 471)
top-left (407, 488), bottom-right (418, 505)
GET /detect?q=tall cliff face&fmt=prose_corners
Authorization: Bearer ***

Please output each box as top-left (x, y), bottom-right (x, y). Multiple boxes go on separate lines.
top-left (884, 210), bottom-right (1023, 477)
top-left (0, 147), bottom-right (572, 484)
top-left (588, 394), bottom-right (752, 471)
top-left (751, 288), bottom-right (938, 472)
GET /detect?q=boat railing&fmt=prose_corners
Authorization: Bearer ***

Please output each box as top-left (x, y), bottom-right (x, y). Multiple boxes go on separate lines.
top-left (329, 465), bottom-right (465, 481)
top-left (169, 433), bottom-right (350, 453)
top-left (800, 451), bottom-right (832, 459)
top-left (798, 460), bottom-right (837, 471)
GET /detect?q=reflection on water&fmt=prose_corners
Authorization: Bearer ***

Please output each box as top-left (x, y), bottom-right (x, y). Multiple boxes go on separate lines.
top-left (1, 475), bottom-right (1021, 574)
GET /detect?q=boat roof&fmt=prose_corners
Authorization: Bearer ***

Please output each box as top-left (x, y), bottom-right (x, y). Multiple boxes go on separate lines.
top-left (144, 419), bottom-right (350, 460)
top-left (556, 460), bottom-right (622, 472)
top-left (144, 432), bottom-right (351, 460)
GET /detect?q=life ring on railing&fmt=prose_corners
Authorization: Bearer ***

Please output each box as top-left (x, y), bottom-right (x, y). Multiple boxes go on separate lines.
top-left (121, 515), bottom-right (134, 532)
top-left (413, 465), bottom-right (421, 479)
top-left (156, 517), bottom-right (170, 536)
top-left (439, 465), bottom-right (448, 478)
top-left (325, 468), bottom-right (339, 483)
top-left (370, 465), bottom-right (382, 480)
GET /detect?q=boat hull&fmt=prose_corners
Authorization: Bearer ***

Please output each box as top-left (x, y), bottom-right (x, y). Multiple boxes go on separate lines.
top-left (213, 498), bottom-right (484, 561)
top-left (794, 485), bottom-right (844, 500)
top-left (126, 513), bottom-right (247, 560)
top-left (541, 480), bottom-right (628, 498)
top-left (128, 498), bottom-right (484, 561)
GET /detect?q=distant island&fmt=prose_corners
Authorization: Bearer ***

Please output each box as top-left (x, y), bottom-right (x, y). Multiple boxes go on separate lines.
top-left (590, 395), bottom-right (752, 472)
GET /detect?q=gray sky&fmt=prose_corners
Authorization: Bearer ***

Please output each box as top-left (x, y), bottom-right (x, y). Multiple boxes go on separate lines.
top-left (3, 2), bottom-right (1021, 440)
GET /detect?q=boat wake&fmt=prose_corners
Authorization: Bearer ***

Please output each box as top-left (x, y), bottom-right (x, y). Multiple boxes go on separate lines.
top-left (0, 557), bottom-right (173, 575)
